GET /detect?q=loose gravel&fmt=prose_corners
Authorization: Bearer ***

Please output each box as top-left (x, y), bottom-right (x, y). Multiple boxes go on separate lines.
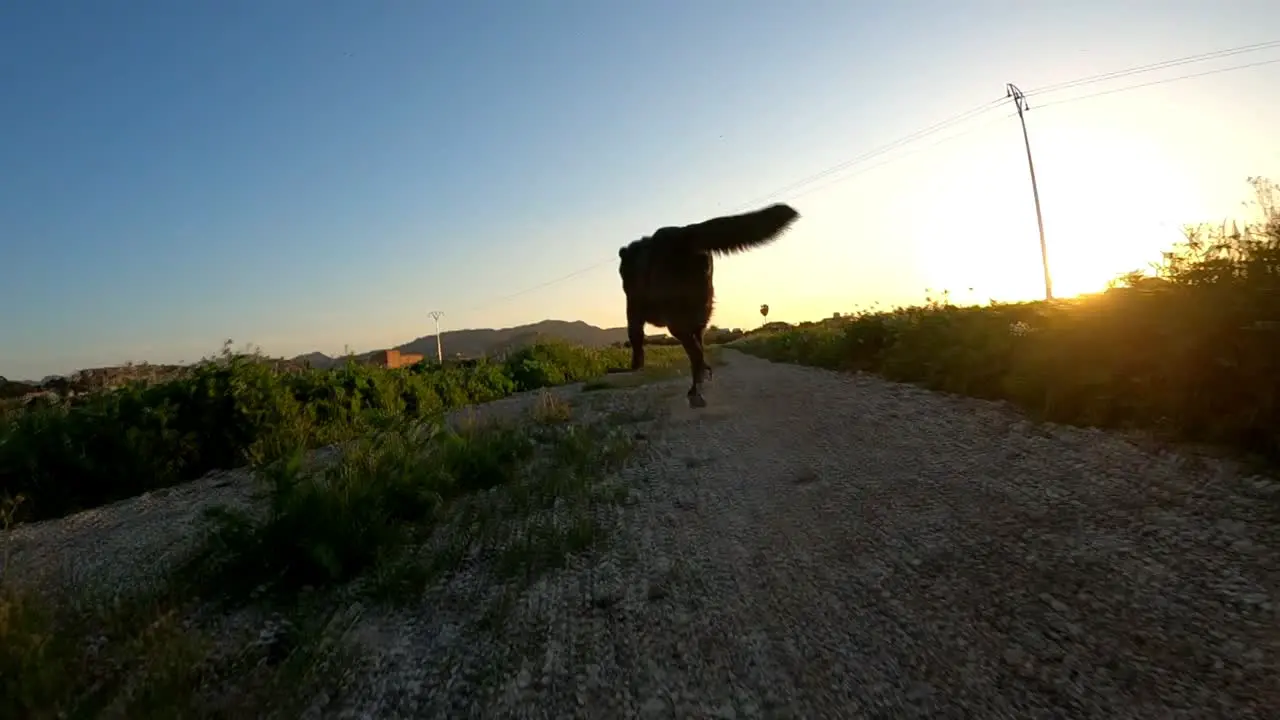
top-left (334, 350), bottom-right (1279, 718)
top-left (5, 350), bottom-right (1277, 718)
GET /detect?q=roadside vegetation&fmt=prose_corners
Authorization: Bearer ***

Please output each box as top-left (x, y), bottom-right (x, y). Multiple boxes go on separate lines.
top-left (732, 177), bottom-right (1280, 464)
top-left (2, 377), bottom-right (657, 717)
top-left (1, 339), bottom-right (691, 715)
top-left (0, 341), bottom-right (688, 525)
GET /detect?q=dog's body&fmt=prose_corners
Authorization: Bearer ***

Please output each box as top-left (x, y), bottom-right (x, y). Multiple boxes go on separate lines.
top-left (618, 203), bottom-right (800, 407)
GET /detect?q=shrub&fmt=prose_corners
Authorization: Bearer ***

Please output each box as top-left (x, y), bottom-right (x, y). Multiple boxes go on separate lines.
top-left (734, 178), bottom-right (1280, 461)
top-left (0, 342), bottom-right (685, 524)
top-left (185, 396), bottom-right (639, 601)
top-left (185, 420), bottom-right (538, 599)
top-left (1, 385), bottom-right (645, 717)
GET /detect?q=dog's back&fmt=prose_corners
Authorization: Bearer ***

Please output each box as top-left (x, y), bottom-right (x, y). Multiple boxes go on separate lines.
top-left (619, 229), bottom-right (714, 330)
top-left (618, 203), bottom-right (799, 331)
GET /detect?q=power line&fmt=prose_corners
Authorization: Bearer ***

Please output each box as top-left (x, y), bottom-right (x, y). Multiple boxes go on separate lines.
top-left (458, 108), bottom-right (1019, 318)
top-left (1029, 56), bottom-right (1280, 111)
top-left (460, 258), bottom-right (615, 314)
top-left (754, 51), bottom-right (1280, 204)
top-left (450, 41), bottom-right (1280, 315)
top-left (1025, 39), bottom-right (1280, 96)
top-left (731, 40), bottom-right (1279, 215)
top-left (725, 97), bottom-right (1008, 214)
top-left (739, 39), bottom-right (1280, 209)
top-left (1005, 48), bottom-right (1280, 301)
top-left (777, 111), bottom-right (1018, 203)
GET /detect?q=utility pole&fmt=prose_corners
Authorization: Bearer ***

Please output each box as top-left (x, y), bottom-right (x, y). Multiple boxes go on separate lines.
top-left (427, 310), bottom-right (445, 364)
top-left (1006, 83), bottom-right (1054, 301)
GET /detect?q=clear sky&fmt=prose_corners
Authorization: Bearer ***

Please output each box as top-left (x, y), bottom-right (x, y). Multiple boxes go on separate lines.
top-left (2, 1), bottom-right (1278, 379)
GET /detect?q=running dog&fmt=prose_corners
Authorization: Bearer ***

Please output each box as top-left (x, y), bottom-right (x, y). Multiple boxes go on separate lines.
top-left (617, 203), bottom-right (800, 408)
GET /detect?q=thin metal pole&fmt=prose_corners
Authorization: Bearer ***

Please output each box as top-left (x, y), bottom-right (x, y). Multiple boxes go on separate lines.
top-left (1006, 83), bottom-right (1053, 301)
top-left (428, 311), bottom-right (445, 364)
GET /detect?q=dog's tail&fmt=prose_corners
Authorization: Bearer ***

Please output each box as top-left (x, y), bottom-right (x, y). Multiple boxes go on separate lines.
top-left (674, 203), bottom-right (800, 256)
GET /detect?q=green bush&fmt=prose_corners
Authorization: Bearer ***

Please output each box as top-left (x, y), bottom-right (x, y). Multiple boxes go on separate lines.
top-left (185, 421), bottom-right (540, 599)
top-left (0, 342), bottom-right (684, 524)
top-left (502, 341), bottom-right (619, 390)
top-left (185, 392), bottom-right (640, 601)
top-left (735, 178), bottom-right (1280, 461)
top-left (1, 379), bottom-right (645, 718)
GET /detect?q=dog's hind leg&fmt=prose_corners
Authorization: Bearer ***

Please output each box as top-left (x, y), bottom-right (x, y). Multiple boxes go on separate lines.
top-left (672, 327), bottom-right (707, 408)
top-left (626, 307), bottom-right (646, 371)
top-left (700, 333), bottom-right (713, 383)
top-left (692, 329), bottom-right (712, 383)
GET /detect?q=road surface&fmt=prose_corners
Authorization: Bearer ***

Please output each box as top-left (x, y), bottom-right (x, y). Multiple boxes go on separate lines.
top-left (349, 349), bottom-right (1278, 719)
top-left (5, 350), bottom-right (1275, 718)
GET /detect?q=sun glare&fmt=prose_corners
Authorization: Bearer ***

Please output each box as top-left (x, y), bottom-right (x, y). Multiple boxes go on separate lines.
top-left (1035, 122), bottom-right (1212, 299)
top-left (906, 113), bottom-right (1218, 304)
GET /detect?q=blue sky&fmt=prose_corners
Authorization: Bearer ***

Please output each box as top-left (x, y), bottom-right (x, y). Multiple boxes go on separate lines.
top-left (3, 1), bottom-right (1278, 379)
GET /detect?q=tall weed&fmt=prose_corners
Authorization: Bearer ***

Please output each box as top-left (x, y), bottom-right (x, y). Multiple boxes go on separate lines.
top-left (735, 178), bottom-right (1280, 460)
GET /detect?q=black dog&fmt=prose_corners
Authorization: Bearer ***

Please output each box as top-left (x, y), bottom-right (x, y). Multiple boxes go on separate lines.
top-left (618, 203), bottom-right (800, 407)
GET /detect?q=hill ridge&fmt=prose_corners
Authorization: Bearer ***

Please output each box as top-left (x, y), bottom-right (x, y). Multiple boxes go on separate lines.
top-left (294, 319), bottom-right (630, 369)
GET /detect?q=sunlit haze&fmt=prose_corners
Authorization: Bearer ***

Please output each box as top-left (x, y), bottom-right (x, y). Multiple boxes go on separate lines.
top-left (3, 1), bottom-right (1278, 379)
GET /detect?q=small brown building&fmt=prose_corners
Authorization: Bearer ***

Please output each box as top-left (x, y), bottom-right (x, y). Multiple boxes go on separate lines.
top-left (366, 349), bottom-right (425, 369)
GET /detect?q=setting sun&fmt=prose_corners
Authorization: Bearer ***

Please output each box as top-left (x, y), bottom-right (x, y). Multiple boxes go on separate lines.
top-left (1029, 119), bottom-right (1214, 299)
top-left (868, 92), bottom-right (1257, 307)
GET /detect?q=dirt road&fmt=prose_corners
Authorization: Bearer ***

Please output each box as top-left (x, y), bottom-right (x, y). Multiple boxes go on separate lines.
top-left (354, 348), bottom-right (1278, 719)
top-left (7, 350), bottom-right (1277, 718)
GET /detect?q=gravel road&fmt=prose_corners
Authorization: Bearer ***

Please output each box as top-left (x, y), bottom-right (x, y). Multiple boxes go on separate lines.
top-left (6, 350), bottom-right (1276, 718)
top-left (347, 349), bottom-right (1278, 719)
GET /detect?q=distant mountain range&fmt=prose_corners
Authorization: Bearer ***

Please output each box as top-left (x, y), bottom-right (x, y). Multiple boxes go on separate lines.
top-left (291, 319), bottom-right (631, 369)
top-left (0, 320), bottom-right (632, 388)
top-left (2, 319), bottom-right (757, 393)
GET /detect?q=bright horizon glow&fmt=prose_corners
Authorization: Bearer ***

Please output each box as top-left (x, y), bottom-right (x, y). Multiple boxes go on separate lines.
top-left (2, 1), bottom-right (1278, 380)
